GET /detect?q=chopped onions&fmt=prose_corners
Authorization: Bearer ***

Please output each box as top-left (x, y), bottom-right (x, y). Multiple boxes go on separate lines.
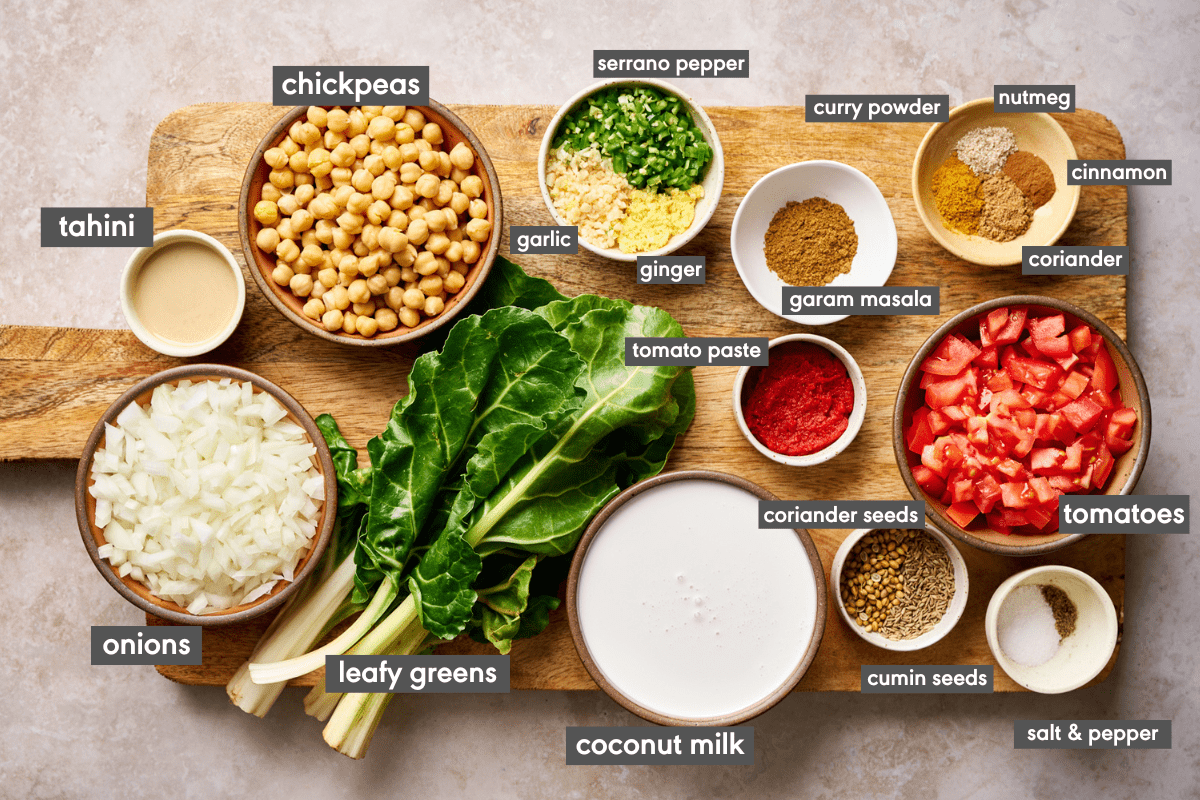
top-left (89, 379), bottom-right (324, 614)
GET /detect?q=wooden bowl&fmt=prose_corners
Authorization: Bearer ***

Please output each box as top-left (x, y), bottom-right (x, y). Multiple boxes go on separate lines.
top-left (566, 470), bottom-right (826, 726)
top-left (893, 296), bottom-right (1151, 556)
top-left (912, 98), bottom-right (1081, 266)
top-left (239, 102), bottom-right (503, 346)
top-left (75, 365), bottom-right (337, 625)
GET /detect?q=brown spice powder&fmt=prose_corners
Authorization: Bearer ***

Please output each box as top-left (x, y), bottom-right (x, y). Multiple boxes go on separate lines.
top-left (1041, 584), bottom-right (1078, 639)
top-left (978, 173), bottom-right (1033, 242)
top-left (1002, 150), bottom-right (1056, 209)
top-left (763, 198), bottom-right (857, 286)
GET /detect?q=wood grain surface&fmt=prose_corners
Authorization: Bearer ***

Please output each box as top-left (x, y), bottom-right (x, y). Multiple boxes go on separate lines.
top-left (4, 103), bottom-right (1128, 692)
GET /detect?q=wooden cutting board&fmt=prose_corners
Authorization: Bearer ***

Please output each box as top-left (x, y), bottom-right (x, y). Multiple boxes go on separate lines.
top-left (2, 103), bottom-right (1128, 692)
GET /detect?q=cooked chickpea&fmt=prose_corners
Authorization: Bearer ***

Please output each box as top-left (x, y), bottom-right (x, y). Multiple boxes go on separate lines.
top-left (276, 239), bottom-right (301, 263)
top-left (400, 287), bottom-right (425, 309)
top-left (444, 241), bottom-right (463, 263)
top-left (315, 219), bottom-right (335, 244)
top-left (363, 154), bottom-right (386, 178)
top-left (317, 268), bottom-right (339, 289)
top-left (321, 308), bottom-right (344, 331)
top-left (424, 296), bottom-right (445, 316)
top-left (309, 194), bottom-right (338, 220)
top-left (378, 227), bottom-right (408, 253)
top-left (417, 275), bottom-right (443, 296)
top-left (346, 192), bottom-right (371, 215)
top-left (450, 167), bottom-right (470, 185)
top-left (261, 183), bottom-right (283, 203)
top-left (272, 264), bottom-right (294, 286)
top-left (420, 122), bottom-right (443, 145)
top-left (325, 108), bottom-right (349, 132)
top-left (254, 200), bottom-right (281, 225)
top-left (359, 253), bottom-right (381, 277)
top-left (289, 150), bottom-right (310, 174)
top-left (330, 142), bottom-right (356, 168)
top-left (295, 183), bottom-right (316, 205)
top-left (414, 173), bottom-right (439, 199)
top-left (352, 239), bottom-right (369, 257)
top-left (350, 168), bottom-right (373, 193)
top-left (375, 307), bottom-right (399, 331)
top-left (462, 240), bottom-right (481, 264)
top-left (395, 307), bottom-right (418, 328)
top-left (450, 192), bottom-right (470, 215)
top-left (390, 185), bottom-right (415, 211)
top-left (366, 115), bottom-right (396, 142)
top-left (444, 270), bottom-right (466, 294)
top-left (399, 162), bottom-right (423, 184)
top-left (327, 285), bottom-right (351, 311)
top-left (461, 175), bottom-right (484, 198)
top-left (291, 209), bottom-right (314, 232)
top-left (425, 232), bottom-right (450, 255)
top-left (354, 315), bottom-right (379, 337)
top-left (408, 204), bottom-right (426, 220)
top-left (418, 149), bottom-right (439, 172)
top-left (382, 146), bottom-right (403, 171)
top-left (424, 210), bottom-right (447, 233)
top-left (353, 300), bottom-right (377, 317)
top-left (414, 250), bottom-right (439, 276)
top-left (431, 181), bottom-right (451, 207)
top-left (330, 167), bottom-right (353, 187)
top-left (331, 226), bottom-right (353, 250)
top-left (362, 273), bottom-right (387, 296)
top-left (280, 137), bottom-right (300, 157)
top-left (300, 244), bottom-right (324, 268)
top-left (336, 212), bottom-right (365, 234)
top-left (270, 168), bottom-right (296, 190)
top-left (277, 218), bottom-right (297, 241)
top-left (346, 279), bottom-right (370, 305)
top-left (469, 198), bottom-right (488, 219)
top-left (256, 227), bottom-right (281, 252)
top-left (324, 130), bottom-right (347, 150)
top-left (402, 108), bottom-right (425, 130)
top-left (406, 218), bottom-right (430, 246)
top-left (342, 311), bottom-right (358, 334)
top-left (446, 226), bottom-right (465, 243)
top-left (464, 218), bottom-right (492, 242)
top-left (289, 273), bottom-right (314, 297)
top-left (278, 194), bottom-right (302, 216)
top-left (449, 142), bottom-right (475, 171)
top-left (265, 148), bottom-right (289, 169)
top-left (349, 134), bottom-right (371, 159)
top-left (302, 297), bottom-right (326, 320)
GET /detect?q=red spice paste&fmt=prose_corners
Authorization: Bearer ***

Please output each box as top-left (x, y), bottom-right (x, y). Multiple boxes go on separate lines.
top-left (743, 342), bottom-right (854, 456)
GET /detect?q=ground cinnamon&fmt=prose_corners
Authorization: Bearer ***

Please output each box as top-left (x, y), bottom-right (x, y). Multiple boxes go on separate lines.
top-left (763, 198), bottom-right (857, 286)
top-left (1003, 150), bottom-right (1056, 208)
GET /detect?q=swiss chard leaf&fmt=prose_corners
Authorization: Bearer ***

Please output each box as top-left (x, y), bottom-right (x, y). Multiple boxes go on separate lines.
top-left (315, 414), bottom-right (372, 563)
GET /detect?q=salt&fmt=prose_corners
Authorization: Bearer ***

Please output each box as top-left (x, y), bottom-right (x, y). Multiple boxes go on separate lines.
top-left (997, 584), bottom-right (1061, 666)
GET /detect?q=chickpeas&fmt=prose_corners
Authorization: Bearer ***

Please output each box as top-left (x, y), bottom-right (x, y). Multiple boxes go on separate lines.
top-left (254, 106), bottom-right (491, 337)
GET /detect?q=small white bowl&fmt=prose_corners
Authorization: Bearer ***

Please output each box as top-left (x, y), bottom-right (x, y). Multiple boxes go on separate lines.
top-left (986, 565), bottom-right (1119, 693)
top-left (730, 160), bottom-right (898, 325)
top-left (538, 78), bottom-right (725, 262)
top-left (121, 229), bottom-right (245, 357)
top-left (831, 526), bottom-right (969, 651)
top-left (732, 333), bottom-right (866, 467)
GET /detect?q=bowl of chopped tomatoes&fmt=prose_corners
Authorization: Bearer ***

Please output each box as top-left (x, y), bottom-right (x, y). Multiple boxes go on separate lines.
top-left (894, 296), bottom-right (1151, 556)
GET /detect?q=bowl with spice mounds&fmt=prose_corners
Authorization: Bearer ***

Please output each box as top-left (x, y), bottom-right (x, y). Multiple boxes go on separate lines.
top-left (730, 160), bottom-right (898, 325)
top-left (986, 565), bottom-right (1118, 693)
top-left (121, 229), bottom-right (246, 357)
top-left (894, 296), bottom-right (1151, 556)
top-left (567, 470), bottom-right (825, 725)
top-left (913, 98), bottom-right (1081, 267)
top-left (75, 364), bottom-right (337, 625)
top-left (538, 79), bottom-right (724, 261)
top-left (239, 103), bottom-right (502, 345)
top-left (831, 526), bottom-right (968, 651)
top-left (733, 333), bottom-right (867, 467)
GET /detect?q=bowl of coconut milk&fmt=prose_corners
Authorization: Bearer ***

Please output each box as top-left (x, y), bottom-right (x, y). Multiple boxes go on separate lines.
top-left (121, 229), bottom-right (245, 357)
top-left (567, 470), bottom-right (826, 726)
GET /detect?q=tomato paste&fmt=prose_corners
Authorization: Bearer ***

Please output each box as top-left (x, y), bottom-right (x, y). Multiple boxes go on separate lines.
top-left (744, 342), bottom-right (854, 456)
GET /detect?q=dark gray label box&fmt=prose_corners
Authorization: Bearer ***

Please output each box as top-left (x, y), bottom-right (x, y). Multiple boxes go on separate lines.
top-left (567, 726), bottom-right (754, 765)
top-left (509, 226), bottom-right (578, 255)
top-left (783, 287), bottom-right (940, 316)
top-left (273, 66), bottom-right (428, 105)
top-left (625, 337), bottom-right (768, 366)
top-left (994, 85), bottom-right (1076, 112)
top-left (593, 50), bottom-right (749, 78)
top-left (861, 666), bottom-right (993, 693)
top-left (42, 207), bottom-right (153, 247)
top-left (806, 95), bottom-right (949, 122)
top-left (1015, 720), bottom-right (1171, 749)
top-left (1067, 160), bottom-right (1171, 185)
top-left (759, 500), bottom-right (925, 529)
top-left (1022, 246), bottom-right (1129, 275)
top-left (637, 256), bottom-right (706, 284)
top-left (91, 626), bottom-right (201, 665)
top-left (1059, 495), bottom-right (1189, 534)
top-left (325, 655), bottom-right (509, 693)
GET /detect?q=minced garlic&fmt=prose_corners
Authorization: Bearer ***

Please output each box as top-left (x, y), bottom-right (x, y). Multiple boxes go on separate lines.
top-left (545, 145), bottom-right (631, 250)
top-left (617, 185), bottom-right (704, 254)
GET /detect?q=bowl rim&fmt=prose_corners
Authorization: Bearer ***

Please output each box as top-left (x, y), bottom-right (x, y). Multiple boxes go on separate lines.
top-left (120, 229), bottom-right (246, 357)
top-left (74, 364), bottom-right (338, 626)
top-left (910, 97), bottom-right (1082, 267)
top-left (732, 333), bottom-right (867, 467)
top-left (892, 295), bottom-right (1152, 556)
top-left (536, 77), bottom-right (725, 262)
top-left (829, 525), bottom-right (969, 651)
top-left (565, 469), bottom-right (826, 726)
top-left (729, 159), bottom-right (898, 326)
top-left (238, 101), bottom-right (503, 347)
top-left (984, 564), bottom-right (1118, 693)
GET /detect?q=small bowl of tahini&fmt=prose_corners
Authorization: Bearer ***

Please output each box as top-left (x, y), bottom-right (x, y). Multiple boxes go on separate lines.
top-left (120, 229), bottom-right (246, 357)
top-left (567, 470), bottom-right (826, 725)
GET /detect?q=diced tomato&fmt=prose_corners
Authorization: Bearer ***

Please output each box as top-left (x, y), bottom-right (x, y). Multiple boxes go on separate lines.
top-left (997, 458), bottom-right (1024, 479)
top-left (1028, 476), bottom-right (1056, 504)
top-left (1061, 396), bottom-right (1104, 433)
top-left (1001, 481), bottom-right (1036, 508)
top-left (1068, 325), bottom-right (1093, 353)
top-left (1092, 445), bottom-right (1115, 486)
top-left (995, 308), bottom-right (1027, 345)
top-left (1049, 475), bottom-right (1081, 492)
top-left (925, 369), bottom-right (976, 408)
top-left (1029, 314), bottom-right (1072, 358)
top-left (943, 405), bottom-right (969, 422)
top-left (907, 417), bottom-right (934, 454)
top-left (1061, 371), bottom-right (1089, 399)
top-left (921, 334), bottom-right (982, 376)
top-left (1110, 407), bottom-right (1137, 438)
top-left (1089, 386), bottom-right (1116, 411)
top-left (945, 502), bottom-right (979, 528)
top-left (1030, 448), bottom-right (1065, 474)
top-left (911, 464), bottom-right (946, 496)
top-left (986, 372), bottom-right (1014, 392)
top-left (967, 415), bottom-right (989, 446)
top-left (1106, 429), bottom-right (1134, 454)
top-left (928, 409), bottom-right (952, 435)
top-left (1092, 344), bottom-right (1118, 394)
top-left (981, 308), bottom-right (1009, 348)
top-left (974, 345), bottom-right (999, 369)
top-left (992, 508), bottom-right (1029, 528)
top-left (951, 479), bottom-right (974, 504)
top-left (1064, 442), bottom-right (1083, 472)
top-left (1006, 355), bottom-right (1061, 390)
top-left (921, 444), bottom-right (947, 477)
top-left (973, 474), bottom-right (1002, 514)
top-left (1025, 505), bottom-right (1055, 530)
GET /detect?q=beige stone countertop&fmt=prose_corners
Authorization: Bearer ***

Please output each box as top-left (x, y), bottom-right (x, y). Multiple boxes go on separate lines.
top-left (2, 1), bottom-right (1196, 797)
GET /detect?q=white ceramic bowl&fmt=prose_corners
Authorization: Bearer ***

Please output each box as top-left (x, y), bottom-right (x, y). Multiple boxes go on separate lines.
top-left (831, 525), bottom-right (969, 651)
top-left (732, 333), bottom-right (866, 467)
top-left (730, 160), bottom-right (898, 325)
top-left (538, 78), bottom-right (725, 262)
top-left (121, 229), bottom-right (245, 357)
top-left (986, 565), bottom-right (1119, 693)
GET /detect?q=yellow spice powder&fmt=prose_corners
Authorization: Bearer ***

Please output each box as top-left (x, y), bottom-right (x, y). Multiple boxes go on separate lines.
top-left (617, 185), bottom-right (704, 254)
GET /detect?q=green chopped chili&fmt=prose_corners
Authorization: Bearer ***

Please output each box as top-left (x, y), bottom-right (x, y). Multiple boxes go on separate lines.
top-left (550, 86), bottom-right (713, 192)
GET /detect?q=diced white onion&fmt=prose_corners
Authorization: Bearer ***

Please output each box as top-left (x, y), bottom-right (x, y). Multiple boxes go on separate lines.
top-left (89, 380), bottom-right (323, 614)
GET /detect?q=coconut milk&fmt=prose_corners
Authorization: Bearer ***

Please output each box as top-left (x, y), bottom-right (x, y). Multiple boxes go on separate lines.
top-left (576, 479), bottom-right (818, 720)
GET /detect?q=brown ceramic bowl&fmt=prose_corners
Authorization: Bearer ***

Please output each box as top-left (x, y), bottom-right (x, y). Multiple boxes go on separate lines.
top-left (893, 296), bottom-right (1151, 556)
top-left (566, 470), bottom-right (826, 726)
top-left (239, 102), bottom-right (503, 346)
top-left (75, 365), bottom-right (337, 625)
